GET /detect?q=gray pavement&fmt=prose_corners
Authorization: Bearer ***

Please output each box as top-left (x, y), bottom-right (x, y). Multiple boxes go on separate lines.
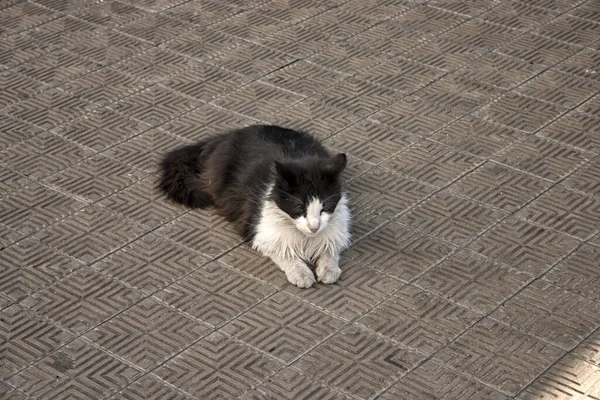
top-left (1, 0), bottom-right (600, 399)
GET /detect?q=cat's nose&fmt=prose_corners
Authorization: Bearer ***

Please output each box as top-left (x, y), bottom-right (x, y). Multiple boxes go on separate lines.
top-left (309, 224), bottom-right (320, 233)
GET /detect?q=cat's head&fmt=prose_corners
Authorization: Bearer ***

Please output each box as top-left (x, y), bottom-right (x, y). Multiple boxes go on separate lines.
top-left (271, 154), bottom-right (347, 236)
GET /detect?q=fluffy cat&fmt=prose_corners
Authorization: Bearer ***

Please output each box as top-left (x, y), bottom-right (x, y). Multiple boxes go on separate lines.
top-left (158, 125), bottom-right (351, 288)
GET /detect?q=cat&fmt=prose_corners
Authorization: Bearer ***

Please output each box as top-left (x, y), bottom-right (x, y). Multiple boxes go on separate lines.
top-left (158, 125), bottom-right (351, 288)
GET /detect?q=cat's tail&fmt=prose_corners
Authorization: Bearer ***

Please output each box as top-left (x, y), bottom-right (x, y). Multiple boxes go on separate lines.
top-left (158, 142), bottom-right (214, 209)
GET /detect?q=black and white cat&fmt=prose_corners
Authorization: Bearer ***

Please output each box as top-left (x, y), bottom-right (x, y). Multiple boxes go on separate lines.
top-left (159, 125), bottom-right (351, 288)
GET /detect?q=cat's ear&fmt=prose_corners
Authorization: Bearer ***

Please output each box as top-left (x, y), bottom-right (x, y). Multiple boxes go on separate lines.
top-left (325, 153), bottom-right (347, 176)
top-left (274, 161), bottom-right (296, 187)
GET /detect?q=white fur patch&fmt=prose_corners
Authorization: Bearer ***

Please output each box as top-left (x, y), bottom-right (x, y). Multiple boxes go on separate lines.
top-left (252, 185), bottom-right (351, 262)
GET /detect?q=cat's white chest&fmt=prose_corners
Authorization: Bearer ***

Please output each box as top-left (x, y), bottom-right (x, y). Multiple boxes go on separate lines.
top-left (251, 194), bottom-right (351, 261)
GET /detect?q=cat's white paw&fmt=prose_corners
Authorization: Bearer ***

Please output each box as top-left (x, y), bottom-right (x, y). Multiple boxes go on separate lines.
top-left (286, 264), bottom-right (316, 288)
top-left (316, 260), bottom-right (342, 284)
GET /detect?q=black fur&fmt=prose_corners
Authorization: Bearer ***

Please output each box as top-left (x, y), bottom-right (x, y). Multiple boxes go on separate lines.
top-left (158, 125), bottom-right (347, 240)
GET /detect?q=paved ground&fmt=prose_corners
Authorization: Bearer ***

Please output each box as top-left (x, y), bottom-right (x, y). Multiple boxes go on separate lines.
top-left (1, 0), bottom-right (600, 399)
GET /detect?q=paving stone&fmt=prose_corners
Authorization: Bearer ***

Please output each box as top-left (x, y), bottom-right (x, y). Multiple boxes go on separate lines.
top-left (293, 325), bottom-right (424, 399)
top-left (154, 331), bottom-right (283, 399)
top-left (490, 279), bottom-right (600, 350)
top-left (519, 354), bottom-right (600, 399)
top-left (380, 360), bottom-right (509, 400)
top-left (414, 249), bottom-right (532, 314)
top-left (222, 291), bottom-right (345, 363)
top-left (85, 297), bottom-right (211, 370)
top-left (7, 338), bottom-right (142, 398)
top-left (154, 262), bottom-right (276, 327)
top-left (435, 318), bottom-right (564, 396)
top-left (468, 216), bottom-right (579, 276)
top-left (0, 1), bottom-right (597, 398)
top-left (358, 285), bottom-right (479, 356)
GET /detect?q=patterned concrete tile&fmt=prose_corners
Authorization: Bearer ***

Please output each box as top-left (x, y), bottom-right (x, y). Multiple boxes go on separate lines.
top-left (109, 85), bottom-right (203, 126)
top-left (397, 190), bottom-right (507, 246)
top-left (7, 338), bottom-right (142, 398)
top-left (41, 153), bottom-right (148, 202)
top-left (222, 291), bottom-right (345, 362)
top-left (0, 70), bottom-right (49, 110)
top-left (213, 81), bottom-right (303, 120)
top-left (0, 304), bottom-right (74, 379)
top-left (536, 110), bottom-right (600, 154)
top-left (1, 1), bottom-right (599, 398)
top-left (66, 30), bottom-right (153, 67)
top-left (0, 116), bottom-right (44, 154)
top-left (316, 77), bottom-right (400, 118)
top-left (545, 244), bottom-right (600, 302)
top-left (32, 205), bottom-right (148, 264)
top-left (0, 237), bottom-right (83, 302)
top-left (562, 159), bottom-right (600, 197)
top-left (379, 360), bottom-right (509, 400)
top-left (370, 95), bottom-right (459, 137)
top-left (155, 211), bottom-right (242, 258)
top-left (113, 374), bottom-right (190, 400)
top-left (0, 33), bottom-right (50, 70)
top-left (103, 128), bottom-right (191, 173)
top-left (210, 42), bottom-right (296, 80)
top-left (154, 261), bottom-right (276, 327)
top-left (345, 220), bottom-right (457, 282)
top-left (265, 97), bottom-right (361, 140)
top-left (21, 266), bottom-right (145, 334)
top-left (414, 249), bottom-right (532, 314)
top-left (429, 115), bottom-right (525, 158)
top-left (85, 297), bottom-right (211, 370)
top-left (519, 354), bottom-right (600, 400)
top-left (475, 92), bottom-right (568, 133)
top-left (1, 131), bottom-right (90, 179)
top-left (306, 38), bottom-right (390, 75)
top-left (283, 256), bottom-right (404, 321)
top-left (572, 329), bottom-right (600, 367)
top-left (517, 185), bottom-right (600, 240)
top-left (0, 179), bottom-right (87, 238)
top-left (160, 103), bottom-right (258, 142)
top-left (449, 162), bottom-right (551, 211)
top-left (4, 88), bottom-right (97, 130)
top-left (241, 366), bottom-right (353, 400)
top-left (260, 60), bottom-right (346, 97)
top-left (358, 285), bottom-right (479, 356)
top-left (435, 318), bottom-right (564, 396)
top-left (477, 1), bottom-right (559, 31)
top-left (97, 175), bottom-right (187, 230)
top-left (493, 136), bottom-right (591, 181)
top-left (468, 216), bottom-right (579, 276)
top-left (346, 167), bottom-right (436, 220)
top-left (383, 140), bottom-right (483, 187)
top-left (293, 325), bottom-right (424, 399)
top-left (163, 0), bottom-right (238, 26)
top-left (154, 331), bottom-right (283, 398)
top-left (325, 119), bottom-right (418, 163)
top-left (112, 47), bottom-right (194, 84)
top-left (93, 232), bottom-right (207, 294)
top-left (0, 2), bottom-right (59, 36)
top-left (439, 19), bottom-right (521, 53)
top-left (491, 279), bottom-right (600, 350)
top-left (115, 14), bottom-right (194, 46)
top-left (358, 56), bottom-right (445, 95)
top-left (160, 61), bottom-right (245, 102)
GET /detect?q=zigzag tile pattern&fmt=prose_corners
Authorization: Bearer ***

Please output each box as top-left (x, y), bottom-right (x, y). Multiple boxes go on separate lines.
top-left (2, 0), bottom-right (600, 398)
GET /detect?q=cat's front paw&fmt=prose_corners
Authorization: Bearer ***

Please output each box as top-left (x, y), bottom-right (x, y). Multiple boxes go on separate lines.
top-left (316, 259), bottom-right (342, 284)
top-left (286, 264), bottom-right (316, 288)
